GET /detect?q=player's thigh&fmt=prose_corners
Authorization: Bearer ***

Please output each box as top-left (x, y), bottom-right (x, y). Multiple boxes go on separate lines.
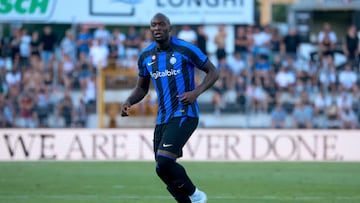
top-left (160, 117), bottom-right (199, 155)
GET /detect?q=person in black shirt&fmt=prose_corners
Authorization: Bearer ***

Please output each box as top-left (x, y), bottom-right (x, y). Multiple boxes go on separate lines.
top-left (342, 25), bottom-right (359, 64)
top-left (281, 28), bottom-right (301, 60)
top-left (196, 25), bottom-right (208, 55)
top-left (40, 25), bottom-right (57, 70)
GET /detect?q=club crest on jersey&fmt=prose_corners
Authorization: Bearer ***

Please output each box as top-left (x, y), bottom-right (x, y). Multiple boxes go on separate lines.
top-left (170, 56), bottom-right (176, 65)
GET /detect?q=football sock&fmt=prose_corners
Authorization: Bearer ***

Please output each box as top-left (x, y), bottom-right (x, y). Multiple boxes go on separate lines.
top-left (156, 155), bottom-right (196, 198)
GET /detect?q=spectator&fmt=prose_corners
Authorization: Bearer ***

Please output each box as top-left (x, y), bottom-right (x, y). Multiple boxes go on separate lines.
top-left (34, 88), bottom-right (51, 127)
top-left (140, 28), bottom-right (153, 50)
top-left (313, 91), bottom-right (332, 116)
top-left (212, 78), bottom-right (226, 115)
top-left (342, 25), bottom-right (359, 64)
top-left (0, 95), bottom-right (14, 127)
top-left (196, 25), bottom-right (208, 55)
top-left (110, 28), bottom-right (126, 60)
top-left (292, 99), bottom-right (313, 128)
top-left (177, 25), bottom-right (197, 44)
top-left (338, 63), bottom-right (358, 93)
top-left (234, 76), bottom-right (246, 112)
top-left (59, 54), bottom-right (75, 90)
top-left (271, 102), bottom-right (287, 128)
top-left (18, 91), bottom-right (36, 128)
top-left (214, 24), bottom-right (227, 60)
top-left (58, 92), bottom-right (74, 128)
top-left (19, 28), bottom-right (31, 67)
top-left (30, 30), bottom-right (41, 57)
top-left (93, 24), bottom-right (111, 47)
top-left (339, 107), bottom-right (357, 129)
top-left (228, 51), bottom-right (246, 76)
top-left (275, 66), bottom-right (296, 92)
top-left (73, 98), bottom-right (87, 127)
top-left (76, 52), bottom-right (92, 92)
top-left (124, 26), bottom-right (141, 59)
top-left (318, 55), bottom-right (337, 91)
top-left (281, 27), bottom-right (301, 59)
top-left (254, 54), bottom-right (271, 86)
top-left (76, 25), bottom-right (92, 57)
top-left (336, 92), bottom-right (353, 110)
top-left (326, 101), bottom-right (341, 129)
top-left (39, 25), bottom-right (57, 71)
top-left (318, 22), bottom-right (337, 51)
top-left (89, 38), bottom-right (109, 71)
top-left (269, 27), bottom-right (282, 59)
top-left (234, 26), bottom-right (250, 60)
top-left (252, 25), bottom-right (271, 56)
top-left (60, 29), bottom-right (77, 62)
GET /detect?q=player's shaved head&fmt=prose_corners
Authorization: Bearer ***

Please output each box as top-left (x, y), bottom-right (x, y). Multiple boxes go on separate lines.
top-left (151, 13), bottom-right (171, 26)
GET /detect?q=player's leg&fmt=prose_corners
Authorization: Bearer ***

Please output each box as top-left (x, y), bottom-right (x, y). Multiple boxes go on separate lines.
top-left (154, 117), bottom-right (207, 202)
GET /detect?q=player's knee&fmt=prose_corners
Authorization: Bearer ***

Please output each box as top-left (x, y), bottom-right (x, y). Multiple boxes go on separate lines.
top-left (156, 155), bottom-right (175, 170)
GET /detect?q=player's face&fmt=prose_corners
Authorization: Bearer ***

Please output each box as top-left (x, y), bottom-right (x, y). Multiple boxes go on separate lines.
top-left (150, 16), bottom-right (171, 43)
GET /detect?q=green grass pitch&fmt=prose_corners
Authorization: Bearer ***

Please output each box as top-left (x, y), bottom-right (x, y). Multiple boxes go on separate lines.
top-left (0, 162), bottom-right (359, 203)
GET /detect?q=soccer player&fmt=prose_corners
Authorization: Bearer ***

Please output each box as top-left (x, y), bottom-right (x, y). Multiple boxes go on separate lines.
top-left (121, 13), bottom-right (219, 203)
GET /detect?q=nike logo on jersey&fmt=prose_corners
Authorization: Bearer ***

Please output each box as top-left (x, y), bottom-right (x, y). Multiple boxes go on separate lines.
top-left (147, 61), bottom-right (155, 66)
top-left (162, 143), bottom-right (173, 147)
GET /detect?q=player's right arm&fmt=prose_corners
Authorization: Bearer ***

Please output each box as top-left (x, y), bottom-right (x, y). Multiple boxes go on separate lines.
top-left (121, 76), bottom-right (150, 116)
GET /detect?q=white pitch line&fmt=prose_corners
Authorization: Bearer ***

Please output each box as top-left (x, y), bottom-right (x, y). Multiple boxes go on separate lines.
top-left (0, 194), bottom-right (359, 200)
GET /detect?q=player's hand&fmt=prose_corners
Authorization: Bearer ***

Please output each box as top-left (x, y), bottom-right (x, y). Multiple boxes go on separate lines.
top-left (121, 102), bottom-right (131, 117)
top-left (177, 91), bottom-right (199, 105)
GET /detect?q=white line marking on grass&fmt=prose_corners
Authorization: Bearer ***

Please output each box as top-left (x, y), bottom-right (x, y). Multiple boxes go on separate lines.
top-left (1, 195), bottom-right (360, 200)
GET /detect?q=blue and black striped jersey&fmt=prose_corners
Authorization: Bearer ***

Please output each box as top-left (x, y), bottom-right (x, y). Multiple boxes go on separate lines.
top-left (138, 37), bottom-right (208, 124)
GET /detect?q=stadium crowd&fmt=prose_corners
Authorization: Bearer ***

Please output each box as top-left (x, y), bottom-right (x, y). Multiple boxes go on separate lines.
top-left (0, 22), bottom-right (359, 128)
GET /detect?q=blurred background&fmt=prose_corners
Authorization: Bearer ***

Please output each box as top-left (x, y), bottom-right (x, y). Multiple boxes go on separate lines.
top-left (1, 0), bottom-right (360, 129)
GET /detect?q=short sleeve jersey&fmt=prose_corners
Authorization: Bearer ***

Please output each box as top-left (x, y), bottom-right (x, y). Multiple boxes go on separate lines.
top-left (138, 37), bottom-right (208, 124)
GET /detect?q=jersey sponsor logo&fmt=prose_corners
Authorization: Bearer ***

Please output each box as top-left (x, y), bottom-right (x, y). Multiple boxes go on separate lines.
top-left (151, 69), bottom-right (181, 79)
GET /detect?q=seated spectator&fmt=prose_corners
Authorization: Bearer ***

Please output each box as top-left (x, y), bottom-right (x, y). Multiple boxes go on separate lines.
top-left (34, 88), bottom-right (51, 127)
top-left (73, 98), bottom-right (87, 127)
top-left (313, 91), bottom-right (332, 115)
top-left (18, 91), bottom-right (36, 128)
top-left (292, 99), bottom-right (313, 128)
top-left (317, 22), bottom-right (337, 58)
top-left (336, 92), bottom-right (353, 110)
top-left (57, 91), bottom-right (74, 128)
top-left (59, 54), bottom-right (75, 90)
top-left (76, 52), bottom-right (92, 92)
top-left (246, 80), bottom-right (268, 114)
top-left (234, 76), bottom-right (246, 112)
top-left (340, 107), bottom-right (357, 129)
top-left (0, 95), bottom-right (14, 127)
top-left (271, 102), bottom-right (287, 128)
top-left (212, 79), bottom-right (226, 115)
top-left (338, 63), bottom-right (358, 93)
top-left (326, 101), bottom-right (341, 129)
top-left (275, 66), bottom-right (296, 92)
top-left (254, 54), bottom-right (270, 86)
top-left (318, 55), bottom-right (337, 91)
top-left (228, 51), bottom-right (246, 76)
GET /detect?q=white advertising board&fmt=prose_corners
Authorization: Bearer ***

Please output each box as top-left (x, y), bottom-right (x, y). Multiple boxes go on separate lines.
top-left (0, 129), bottom-right (359, 161)
top-left (0, 0), bottom-right (254, 25)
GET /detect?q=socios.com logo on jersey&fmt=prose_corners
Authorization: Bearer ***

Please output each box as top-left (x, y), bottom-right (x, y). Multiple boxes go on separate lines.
top-left (0, 0), bottom-right (56, 21)
top-left (151, 69), bottom-right (181, 80)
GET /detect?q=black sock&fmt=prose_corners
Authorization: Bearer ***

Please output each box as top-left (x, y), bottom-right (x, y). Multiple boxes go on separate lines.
top-left (156, 155), bottom-right (196, 199)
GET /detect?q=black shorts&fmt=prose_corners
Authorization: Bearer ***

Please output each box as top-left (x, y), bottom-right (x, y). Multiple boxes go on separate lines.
top-left (153, 116), bottom-right (199, 158)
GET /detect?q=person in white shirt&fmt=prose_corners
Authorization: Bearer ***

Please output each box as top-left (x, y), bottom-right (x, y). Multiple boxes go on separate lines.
top-left (338, 63), bottom-right (358, 92)
top-left (177, 25), bottom-right (197, 44)
top-left (275, 66), bottom-right (296, 91)
top-left (89, 39), bottom-right (109, 72)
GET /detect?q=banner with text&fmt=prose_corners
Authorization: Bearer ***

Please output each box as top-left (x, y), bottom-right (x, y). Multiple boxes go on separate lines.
top-left (0, 0), bottom-right (254, 25)
top-left (0, 129), bottom-right (359, 161)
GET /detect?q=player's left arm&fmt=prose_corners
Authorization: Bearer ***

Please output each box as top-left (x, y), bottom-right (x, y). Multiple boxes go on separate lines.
top-left (178, 61), bottom-right (219, 105)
